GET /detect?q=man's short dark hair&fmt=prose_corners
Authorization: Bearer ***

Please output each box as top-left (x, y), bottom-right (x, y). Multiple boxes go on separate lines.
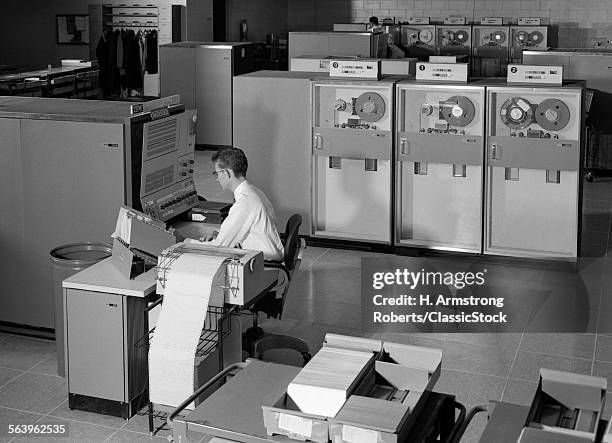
top-left (212, 147), bottom-right (248, 178)
top-left (369, 16), bottom-right (379, 26)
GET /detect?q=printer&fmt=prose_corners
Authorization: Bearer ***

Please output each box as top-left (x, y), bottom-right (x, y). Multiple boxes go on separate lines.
top-left (156, 241), bottom-right (277, 306)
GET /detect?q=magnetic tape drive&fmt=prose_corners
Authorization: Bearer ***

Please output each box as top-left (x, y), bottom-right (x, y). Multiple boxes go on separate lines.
top-left (333, 91), bottom-right (386, 130)
top-left (481, 30), bottom-right (507, 46)
top-left (436, 26), bottom-right (471, 48)
top-left (513, 29), bottom-right (545, 47)
top-left (419, 95), bottom-right (476, 134)
top-left (500, 96), bottom-right (571, 138)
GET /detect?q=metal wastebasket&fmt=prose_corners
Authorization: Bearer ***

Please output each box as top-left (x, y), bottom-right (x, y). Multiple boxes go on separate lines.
top-left (50, 242), bottom-right (112, 377)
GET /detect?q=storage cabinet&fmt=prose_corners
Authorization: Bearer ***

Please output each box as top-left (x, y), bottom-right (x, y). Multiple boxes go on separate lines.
top-left (160, 42), bottom-right (255, 147)
top-left (63, 260), bottom-right (154, 419)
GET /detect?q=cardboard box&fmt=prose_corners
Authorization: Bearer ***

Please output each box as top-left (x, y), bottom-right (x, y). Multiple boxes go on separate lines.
top-left (329, 342), bottom-right (442, 443)
top-left (262, 393), bottom-right (331, 442)
top-left (262, 334), bottom-right (382, 442)
top-left (262, 335), bottom-right (443, 442)
top-left (520, 368), bottom-right (607, 443)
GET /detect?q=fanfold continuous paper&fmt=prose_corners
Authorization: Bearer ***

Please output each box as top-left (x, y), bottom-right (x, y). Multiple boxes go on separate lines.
top-left (149, 253), bottom-right (226, 409)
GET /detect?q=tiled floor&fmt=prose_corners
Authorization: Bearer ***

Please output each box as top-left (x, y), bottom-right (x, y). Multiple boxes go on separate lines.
top-left (1, 152), bottom-right (611, 442)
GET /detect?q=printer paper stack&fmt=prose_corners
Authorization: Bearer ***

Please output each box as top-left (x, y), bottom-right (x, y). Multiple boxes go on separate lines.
top-left (287, 346), bottom-right (375, 417)
top-left (148, 252), bottom-right (226, 409)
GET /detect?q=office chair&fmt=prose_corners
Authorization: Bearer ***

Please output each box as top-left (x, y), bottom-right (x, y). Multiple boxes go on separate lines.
top-left (242, 214), bottom-right (311, 363)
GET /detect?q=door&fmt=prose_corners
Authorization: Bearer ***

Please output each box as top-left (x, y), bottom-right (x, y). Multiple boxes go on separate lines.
top-left (66, 289), bottom-right (125, 400)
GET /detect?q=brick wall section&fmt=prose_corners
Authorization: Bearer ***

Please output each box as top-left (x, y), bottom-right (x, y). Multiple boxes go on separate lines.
top-left (292, 0), bottom-right (612, 47)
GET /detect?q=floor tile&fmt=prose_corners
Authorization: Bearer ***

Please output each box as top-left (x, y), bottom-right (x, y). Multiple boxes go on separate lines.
top-left (296, 246), bottom-right (328, 273)
top-left (596, 335), bottom-right (612, 362)
top-left (28, 354), bottom-right (61, 377)
top-left (576, 256), bottom-right (606, 274)
top-left (121, 411), bottom-right (172, 439)
top-left (579, 243), bottom-right (609, 257)
top-left (509, 351), bottom-right (592, 381)
top-left (583, 199), bottom-right (612, 212)
top-left (47, 400), bottom-right (127, 430)
top-left (443, 333), bottom-right (522, 350)
top-left (0, 333), bottom-right (13, 344)
top-left (582, 213), bottom-right (611, 232)
top-left (457, 412), bottom-right (488, 443)
top-left (441, 341), bottom-right (514, 378)
top-left (523, 289), bottom-right (597, 334)
top-left (602, 291), bottom-right (612, 313)
top-left (598, 310), bottom-right (612, 335)
top-left (284, 299), bottom-right (361, 329)
top-left (0, 368), bottom-right (23, 391)
top-left (580, 273), bottom-right (606, 299)
top-left (10, 419), bottom-right (117, 442)
top-left (315, 247), bottom-right (380, 266)
top-left (0, 335), bottom-right (55, 371)
top-left (103, 429), bottom-right (172, 442)
top-left (288, 262), bottom-right (362, 307)
top-left (482, 263), bottom-right (542, 289)
top-left (0, 406), bottom-right (44, 443)
top-left (434, 369), bottom-right (506, 407)
top-left (0, 372), bottom-right (66, 414)
top-left (592, 360), bottom-right (612, 381)
top-left (502, 379), bottom-right (538, 406)
top-left (519, 333), bottom-right (596, 360)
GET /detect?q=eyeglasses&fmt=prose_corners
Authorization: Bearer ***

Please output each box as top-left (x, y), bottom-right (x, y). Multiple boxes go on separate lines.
top-left (212, 169), bottom-right (227, 179)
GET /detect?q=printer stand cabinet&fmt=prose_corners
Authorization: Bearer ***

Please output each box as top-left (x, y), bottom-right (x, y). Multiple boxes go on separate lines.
top-left (64, 288), bottom-right (149, 419)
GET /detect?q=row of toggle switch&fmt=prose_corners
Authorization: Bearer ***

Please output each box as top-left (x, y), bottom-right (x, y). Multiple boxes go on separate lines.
top-left (510, 131), bottom-right (559, 139)
top-left (334, 123), bottom-right (377, 130)
top-left (159, 190), bottom-right (197, 210)
top-left (419, 127), bottom-right (466, 134)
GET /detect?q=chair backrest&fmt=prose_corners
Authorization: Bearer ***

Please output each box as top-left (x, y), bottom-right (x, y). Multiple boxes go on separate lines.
top-left (283, 214), bottom-right (302, 271)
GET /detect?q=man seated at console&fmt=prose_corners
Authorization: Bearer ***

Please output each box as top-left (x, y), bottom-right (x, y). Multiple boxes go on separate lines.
top-left (187, 147), bottom-right (284, 262)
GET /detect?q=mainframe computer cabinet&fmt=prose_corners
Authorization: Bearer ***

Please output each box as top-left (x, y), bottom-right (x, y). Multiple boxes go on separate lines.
top-left (160, 42), bottom-right (255, 148)
top-left (0, 96), bottom-right (191, 331)
top-left (233, 71), bottom-right (317, 236)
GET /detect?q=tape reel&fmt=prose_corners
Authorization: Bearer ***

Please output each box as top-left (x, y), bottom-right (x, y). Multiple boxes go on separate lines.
top-left (492, 30), bottom-right (506, 44)
top-left (535, 99), bottom-right (570, 131)
top-left (355, 92), bottom-right (386, 122)
top-left (529, 31), bottom-right (544, 45)
top-left (500, 97), bottom-right (534, 129)
top-left (514, 30), bottom-right (529, 45)
top-left (441, 96), bottom-right (476, 127)
top-left (455, 30), bottom-right (469, 43)
top-left (483, 30), bottom-right (506, 46)
top-left (419, 29), bottom-right (433, 44)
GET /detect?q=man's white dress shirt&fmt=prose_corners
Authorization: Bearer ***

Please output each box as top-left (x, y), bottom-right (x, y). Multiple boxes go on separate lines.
top-left (210, 181), bottom-right (284, 261)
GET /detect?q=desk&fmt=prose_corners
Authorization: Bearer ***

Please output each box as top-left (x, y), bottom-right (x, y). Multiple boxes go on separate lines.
top-left (171, 219), bottom-right (221, 243)
top-left (63, 255), bottom-right (277, 420)
top-left (170, 360), bottom-right (461, 443)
